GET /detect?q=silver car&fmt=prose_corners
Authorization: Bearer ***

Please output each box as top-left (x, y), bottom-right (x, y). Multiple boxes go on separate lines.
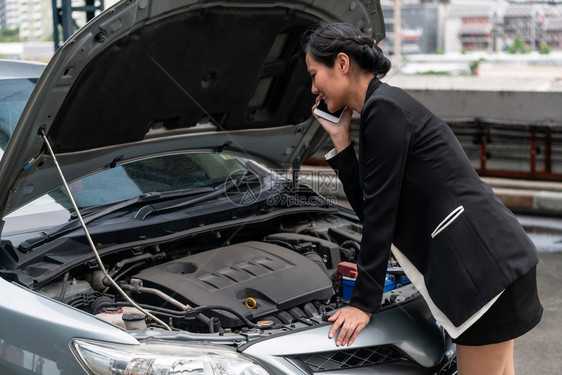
top-left (0, 1), bottom-right (456, 374)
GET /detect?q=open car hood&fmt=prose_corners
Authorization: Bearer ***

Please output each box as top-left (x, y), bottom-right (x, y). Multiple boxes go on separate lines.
top-left (0, 0), bottom-right (384, 218)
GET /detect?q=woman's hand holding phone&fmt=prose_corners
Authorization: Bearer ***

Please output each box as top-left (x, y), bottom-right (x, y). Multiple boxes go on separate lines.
top-left (314, 98), bottom-right (346, 123)
top-left (312, 97), bottom-right (353, 153)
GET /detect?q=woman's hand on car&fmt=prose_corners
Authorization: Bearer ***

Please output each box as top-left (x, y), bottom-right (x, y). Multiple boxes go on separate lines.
top-left (328, 306), bottom-right (372, 346)
top-left (312, 97), bottom-right (353, 153)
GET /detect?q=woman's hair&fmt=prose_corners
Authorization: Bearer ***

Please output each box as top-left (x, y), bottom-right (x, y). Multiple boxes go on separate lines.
top-left (302, 23), bottom-right (391, 78)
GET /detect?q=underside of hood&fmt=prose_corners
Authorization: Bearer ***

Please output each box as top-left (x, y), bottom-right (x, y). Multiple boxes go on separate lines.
top-left (0, 0), bottom-right (385, 217)
top-left (50, 7), bottom-right (317, 153)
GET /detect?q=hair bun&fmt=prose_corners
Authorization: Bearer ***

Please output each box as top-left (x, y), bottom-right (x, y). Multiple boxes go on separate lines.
top-left (303, 23), bottom-right (391, 78)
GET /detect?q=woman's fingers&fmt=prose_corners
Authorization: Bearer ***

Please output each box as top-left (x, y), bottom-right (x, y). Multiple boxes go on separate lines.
top-left (327, 307), bottom-right (372, 346)
top-left (347, 319), bottom-right (369, 346)
top-left (311, 107), bottom-right (353, 153)
top-left (327, 310), bottom-right (342, 339)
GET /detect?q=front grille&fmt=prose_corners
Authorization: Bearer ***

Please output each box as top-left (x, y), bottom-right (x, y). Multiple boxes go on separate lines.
top-left (291, 345), bottom-right (406, 372)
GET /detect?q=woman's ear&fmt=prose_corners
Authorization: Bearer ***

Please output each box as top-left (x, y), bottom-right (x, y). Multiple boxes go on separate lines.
top-left (335, 53), bottom-right (350, 74)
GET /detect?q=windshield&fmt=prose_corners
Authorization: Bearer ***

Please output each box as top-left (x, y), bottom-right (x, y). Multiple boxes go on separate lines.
top-left (0, 78), bottom-right (37, 158)
top-left (3, 153), bottom-right (248, 235)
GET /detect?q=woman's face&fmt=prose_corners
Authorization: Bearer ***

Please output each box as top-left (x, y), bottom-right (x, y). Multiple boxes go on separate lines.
top-left (305, 53), bottom-right (347, 112)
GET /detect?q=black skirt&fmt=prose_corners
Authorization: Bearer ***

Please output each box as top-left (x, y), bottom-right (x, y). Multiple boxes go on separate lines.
top-left (452, 266), bottom-right (543, 346)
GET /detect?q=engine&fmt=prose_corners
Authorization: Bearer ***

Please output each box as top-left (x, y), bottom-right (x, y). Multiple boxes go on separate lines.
top-left (35, 218), bottom-right (416, 333)
top-left (132, 240), bottom-right (334, 327)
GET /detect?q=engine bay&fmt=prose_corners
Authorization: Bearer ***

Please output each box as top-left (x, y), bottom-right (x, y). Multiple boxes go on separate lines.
top-left (33, 212), bottom-right (418, 333)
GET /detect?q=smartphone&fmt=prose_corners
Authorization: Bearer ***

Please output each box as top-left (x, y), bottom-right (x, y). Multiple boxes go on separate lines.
top-left (313, 99), bottom-right (346, 123)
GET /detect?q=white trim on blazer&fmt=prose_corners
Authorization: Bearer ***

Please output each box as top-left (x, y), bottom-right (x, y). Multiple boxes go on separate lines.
top-left (390, 244), bottom-right (503, 338)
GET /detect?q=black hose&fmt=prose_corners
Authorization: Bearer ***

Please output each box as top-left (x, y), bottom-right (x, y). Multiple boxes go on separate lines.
top-left (57, 272), bottom-right (70, 301)
top-left (113, 302), bottom-right (258, 328)
top-left (181, 305), bottom-right (258, 328)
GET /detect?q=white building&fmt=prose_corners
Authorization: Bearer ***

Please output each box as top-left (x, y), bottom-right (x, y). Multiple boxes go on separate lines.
top-left (1, 0), bottom-right (20, 30)
top-left (2, 0), bottom-right (119, 41)
top-left (17, 0), bottom-right (53, 41)
top-left (444, 5), bottom-right (502, 53)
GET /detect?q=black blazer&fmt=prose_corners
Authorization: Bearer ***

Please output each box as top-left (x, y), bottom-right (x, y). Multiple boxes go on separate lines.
top-left (328, 78), bottom-right (538, 328)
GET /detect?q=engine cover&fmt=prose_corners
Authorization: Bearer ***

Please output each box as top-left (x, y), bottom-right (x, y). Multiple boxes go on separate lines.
top-left (133, 241), bottom-right (334, 327)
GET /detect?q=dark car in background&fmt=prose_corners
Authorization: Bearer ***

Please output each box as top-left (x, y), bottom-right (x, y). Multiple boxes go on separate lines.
top-left (0, 1), bottom-right (456, 374)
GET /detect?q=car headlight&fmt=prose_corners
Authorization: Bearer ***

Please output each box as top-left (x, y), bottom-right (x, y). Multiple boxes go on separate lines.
top-left (72, 339), bottom-right (270, 375)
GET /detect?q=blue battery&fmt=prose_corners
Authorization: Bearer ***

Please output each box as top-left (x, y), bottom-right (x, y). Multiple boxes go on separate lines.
top-left (342, 276), bottom-right (355, 301)
top-left (342, 273), bottom-right (404, 301)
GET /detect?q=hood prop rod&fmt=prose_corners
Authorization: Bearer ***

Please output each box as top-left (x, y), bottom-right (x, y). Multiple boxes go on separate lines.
top-left (39, 129), bottom-right (172, 331)
top-left (292, 144), bottom-right (310, 191)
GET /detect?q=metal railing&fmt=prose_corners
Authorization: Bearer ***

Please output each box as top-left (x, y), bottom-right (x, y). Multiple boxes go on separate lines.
top-left (448, 117), bottom-right (562, 181)
top-left (307, 117), bottom-right (562, 181)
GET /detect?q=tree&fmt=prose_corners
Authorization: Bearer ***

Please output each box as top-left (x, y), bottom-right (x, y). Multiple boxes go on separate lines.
top-left (539, 43), bottom-right (551, 55)
top-left (507, 37), bottom-right (530, 54)
top-left (0, 28), bottom-right (20, 42)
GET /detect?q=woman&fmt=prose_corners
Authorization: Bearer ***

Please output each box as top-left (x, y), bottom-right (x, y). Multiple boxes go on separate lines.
top-left (303, 23), bottom-right (542, 375)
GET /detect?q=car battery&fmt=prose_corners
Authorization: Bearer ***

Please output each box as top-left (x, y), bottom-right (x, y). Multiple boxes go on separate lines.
top-left (336, 262), bottom-right (357, 301)
top-left (337, 262), bottom-right (406, 301)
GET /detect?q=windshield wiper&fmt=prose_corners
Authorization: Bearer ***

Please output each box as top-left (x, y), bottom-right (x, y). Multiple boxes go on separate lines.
top-left (18, 187), bottom-right (215, 252)
top-left (132, 174), bottom-right (262, 220)
top-left (70, 186), bottom-right (215, 219)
